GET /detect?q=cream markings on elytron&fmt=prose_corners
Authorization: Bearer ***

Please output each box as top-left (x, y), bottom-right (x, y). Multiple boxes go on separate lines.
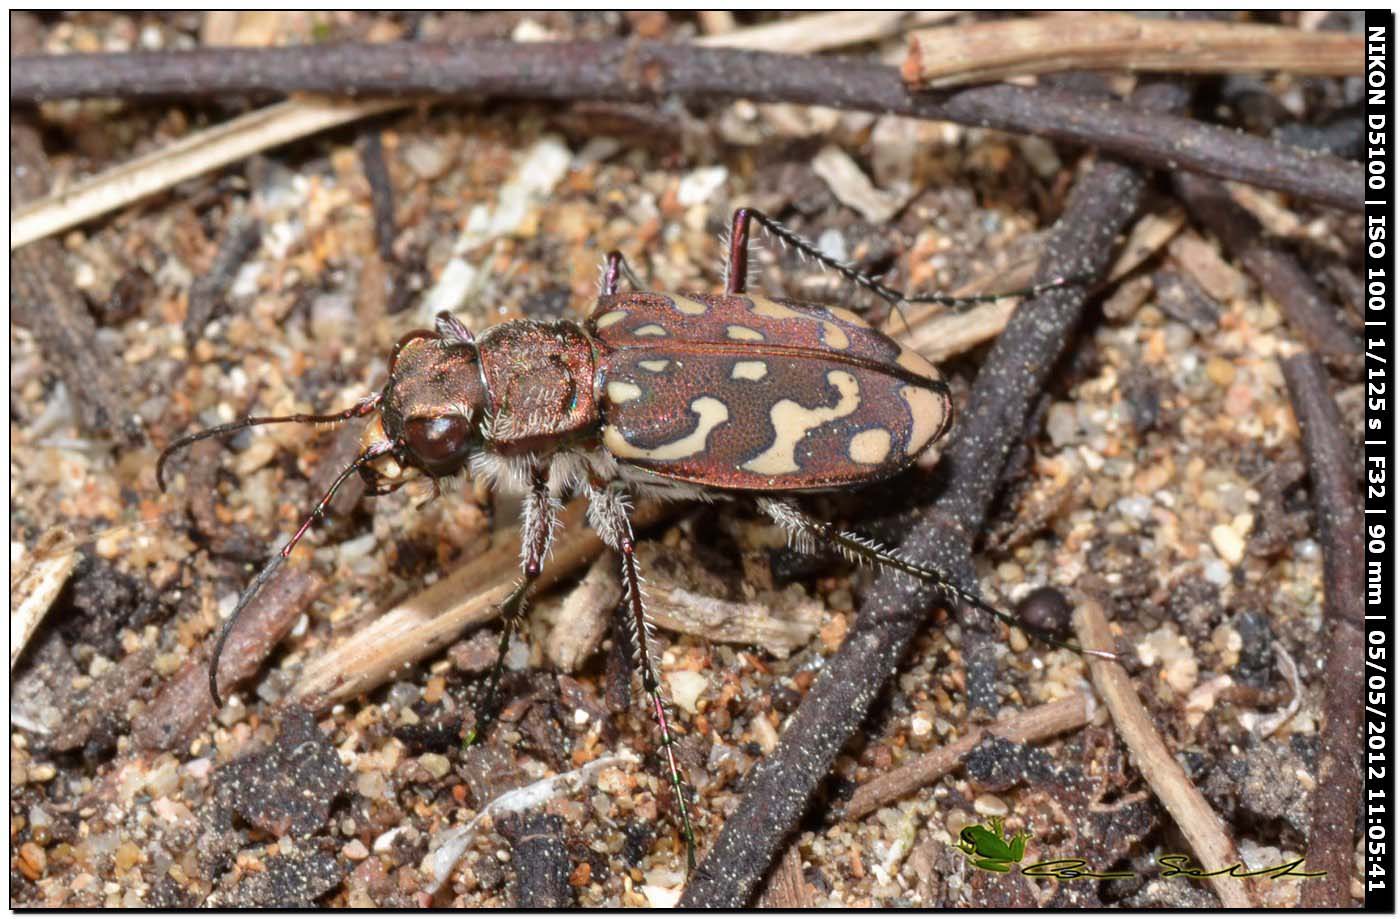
top-left (594, 309), bottom-right (628, 329)
top-left (730, 360), bottom-right (768, 381)
top-left (602, 396), bottom-right (731, 461)
top-left (606, 380), bottom-right (643, 403)
top-left (825, 305), bottom-right (865, 326)
top-left (901, 384), bottom-right (947, 457)
top-left (726, 324), bottom-right (765, 341)
top-left (670, 295), bottom-right (709, 315)
top-left (749, 295), bottom-right (852, 351)
top-left (896, 346), bottom-right (940, 379)
top-left (741, 370), bottom-right (862, 475)
top-left (821, 323), bottom-right (850, 349)
top-left (848, 427), bottom-right (893, 465)
top-left (634, 323), bottom-right (668, 337)
top-left (638, 359), bottom-right (671, 372)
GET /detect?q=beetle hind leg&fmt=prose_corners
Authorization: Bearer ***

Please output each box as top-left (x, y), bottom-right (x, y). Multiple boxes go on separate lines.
top-left (725, 207), bottom-right (1078, 311)
top-left (586, 483), bottom-right (698, 871)
top-left (600, 251), bottom-right (648, 297)
top-left (757, 498), bottom-right (1114, 660)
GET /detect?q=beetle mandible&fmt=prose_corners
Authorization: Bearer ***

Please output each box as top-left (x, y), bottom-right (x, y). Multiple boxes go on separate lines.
top-left (158, 207), bottom-right (1103, 870)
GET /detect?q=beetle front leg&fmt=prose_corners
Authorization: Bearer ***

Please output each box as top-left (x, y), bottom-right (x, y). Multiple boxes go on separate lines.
top-left (465, 472), bottom-right (558, 746)
top-left (586, 483), bottom-right (698, 871)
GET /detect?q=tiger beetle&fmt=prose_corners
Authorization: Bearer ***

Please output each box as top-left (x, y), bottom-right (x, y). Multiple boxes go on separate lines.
top-left (158, 207), bottom-right (1112, 872)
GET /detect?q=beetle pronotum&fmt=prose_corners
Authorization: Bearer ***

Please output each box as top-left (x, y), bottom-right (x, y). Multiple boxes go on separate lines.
top-left (159, 207), bottom-right (1110, 869)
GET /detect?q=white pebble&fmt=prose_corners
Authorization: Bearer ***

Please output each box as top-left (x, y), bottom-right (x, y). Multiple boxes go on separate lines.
top-left (677, 166), bottom-right (729, 207)
top-left (1210, 523), bottom-right (1246, 566)
top-left (642, 884), bottom-right (682, 908)
top-left (666, 671), bottom-right (708, 715)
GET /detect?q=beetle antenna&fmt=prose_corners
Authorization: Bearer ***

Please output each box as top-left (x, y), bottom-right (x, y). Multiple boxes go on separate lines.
top-left (157, 396), bottom-right (380, 492)
top-left (208, 440), bottom-right (393, 706)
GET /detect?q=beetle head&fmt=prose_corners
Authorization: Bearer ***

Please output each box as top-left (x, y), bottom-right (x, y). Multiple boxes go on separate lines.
top-left (363, 312), bottom-right (489, 488)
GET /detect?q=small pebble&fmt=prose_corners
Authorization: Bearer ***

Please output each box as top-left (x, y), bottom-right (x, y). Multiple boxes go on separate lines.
top-left (114, 840), bottom-right (142, 872)
top-left (641, 884), bottom-right (682, 908)
top-left (973, 794), bottom-right (1008, 817)
top-left (676, 166), bottom-right (728, 207)
top-left (1205, 356), bottom-right (1236, 386)
top-left (1203, 559), bottom-right (1231, 586)
top-left (1045, 402), bottom-right (1079, 447)
top-left (666, 671), bottom-right (708, 715)
top-left (28, 762), bottom-right (56, 783)
top-left (18, 842), bottom-right (47, 879)
top-left (357, 772), bottom-right (388, 800)
top-left (343, 839), bottom-right (370, 861)
top-left (419, 753), bottom-right (451, 780)
top-left (1210, 522), bottom-right (1246, 566)
top-left (402, 140), bottom-right (452, 181)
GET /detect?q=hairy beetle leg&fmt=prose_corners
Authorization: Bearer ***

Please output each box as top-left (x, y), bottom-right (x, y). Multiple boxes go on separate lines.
top-left (587, 483), bottom-right (698, 872)
top-left (758, 498), bottom-right (1118, 662)
top-left (465, 474), bottom-right (557, 747)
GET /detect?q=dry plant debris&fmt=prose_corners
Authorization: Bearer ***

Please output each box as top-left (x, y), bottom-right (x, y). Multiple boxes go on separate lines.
top-left (9, 11), bottom-right (1363, 909)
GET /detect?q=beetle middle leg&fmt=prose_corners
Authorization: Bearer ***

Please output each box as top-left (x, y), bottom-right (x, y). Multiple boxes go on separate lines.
top-left (586, 482), bottom-right (698, 870)
top-left (465, 471), bottom-right (559, 746)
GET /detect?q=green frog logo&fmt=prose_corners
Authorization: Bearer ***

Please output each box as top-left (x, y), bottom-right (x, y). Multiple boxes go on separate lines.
top-left (954, 816), bottom-right (1030, 873)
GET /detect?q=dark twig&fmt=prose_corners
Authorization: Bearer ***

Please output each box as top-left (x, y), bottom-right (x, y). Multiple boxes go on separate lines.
top-left (357, 129), bottom-right (397, 263)
top-left (1282, 353), bottom-right (1364, 908)
top-left (679, 81), bottom-right (1175, 908)
top-left (497, 812), bottom-right (574, 909)
top-left (1175, 172), bottom-right (1361, 365)
top-left (9, 41), bottom-right (1361, 209)
top-left (184, 213), bottom-right (261, 346)
top-left (10, 120), bottom-right (145, 445)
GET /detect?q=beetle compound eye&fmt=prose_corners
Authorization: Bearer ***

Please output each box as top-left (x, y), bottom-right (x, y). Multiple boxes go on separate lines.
top-left (404, 414), bottom-right (474, 469)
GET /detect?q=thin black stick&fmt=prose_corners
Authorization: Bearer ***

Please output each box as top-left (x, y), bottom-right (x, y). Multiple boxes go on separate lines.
top-left (10, 41), bottom-right (1360, 210)
top-left (679, 81), bottom-right (1178, 908)
top-left (1282, 354), bottom-right (1364, 908)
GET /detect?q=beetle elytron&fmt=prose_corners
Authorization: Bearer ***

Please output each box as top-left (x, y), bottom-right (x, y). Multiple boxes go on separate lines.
top-left (159, 207), bottom-right (1092, 869)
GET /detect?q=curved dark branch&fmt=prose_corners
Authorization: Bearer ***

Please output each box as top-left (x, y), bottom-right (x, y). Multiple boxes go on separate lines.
top-left (10, 41), bottom-right (1360, 210)
top-left (1282, 354), bottom-right (1364, 908)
